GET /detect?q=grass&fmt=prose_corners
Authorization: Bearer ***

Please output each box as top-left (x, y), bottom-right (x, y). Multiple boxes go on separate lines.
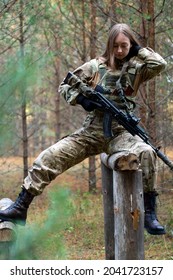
top-left (0, 156), bottom-right (173, 259)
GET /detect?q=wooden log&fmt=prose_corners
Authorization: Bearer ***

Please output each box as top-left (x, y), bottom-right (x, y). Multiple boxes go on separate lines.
top-left (0, 198), bottom-right (17, 259)
top-left (113, 170), bottom-right (144, 260)
top-left (101, 152), bottom-right (139, 171)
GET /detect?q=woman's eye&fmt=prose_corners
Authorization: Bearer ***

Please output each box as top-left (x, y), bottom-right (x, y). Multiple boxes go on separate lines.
top-left (114, 45), bottom-right (128, 48)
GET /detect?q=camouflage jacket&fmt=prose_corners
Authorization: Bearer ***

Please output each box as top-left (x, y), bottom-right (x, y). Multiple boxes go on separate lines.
top-left (59, 47), bottom-right (167, 115)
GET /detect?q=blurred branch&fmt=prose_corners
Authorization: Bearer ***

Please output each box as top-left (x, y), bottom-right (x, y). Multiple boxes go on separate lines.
top-left (0, 0), bottom-right (18, 16)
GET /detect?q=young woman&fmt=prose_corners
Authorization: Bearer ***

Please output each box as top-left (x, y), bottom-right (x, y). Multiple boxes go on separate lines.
top-left (0, 23), bottom-right (167, 235)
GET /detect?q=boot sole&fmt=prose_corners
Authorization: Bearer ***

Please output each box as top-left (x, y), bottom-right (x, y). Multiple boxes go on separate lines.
top-left (0, 217), bottom-right (26, 226)
top-left (145, 227), bottom-right (166, 235)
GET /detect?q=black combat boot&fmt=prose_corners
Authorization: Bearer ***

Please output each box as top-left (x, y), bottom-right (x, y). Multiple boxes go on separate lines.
top-left (144, 191), bottom-right (166, 235)
top-left (0, 188), bottom-right (34, 226)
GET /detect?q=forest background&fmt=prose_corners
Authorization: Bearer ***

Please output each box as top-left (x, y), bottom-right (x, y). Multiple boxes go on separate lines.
top-left (0, 0), bottom-right (173, 260)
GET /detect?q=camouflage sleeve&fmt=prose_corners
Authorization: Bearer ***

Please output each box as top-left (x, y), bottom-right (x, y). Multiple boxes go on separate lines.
top-left (58, 59), bottom-right (99, 105)
top-left (133, 47), bottom-right (167, 91)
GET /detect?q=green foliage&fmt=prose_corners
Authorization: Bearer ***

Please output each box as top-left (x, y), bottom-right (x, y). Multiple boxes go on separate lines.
top-left (9, 187), bottom-right (73, 260)
top-left (0, 51), bottom-right (42, 153)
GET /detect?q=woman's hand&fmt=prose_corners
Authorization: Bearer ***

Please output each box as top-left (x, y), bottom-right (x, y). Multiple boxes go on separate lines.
top-left (126, 44), bottom-right (141, 60)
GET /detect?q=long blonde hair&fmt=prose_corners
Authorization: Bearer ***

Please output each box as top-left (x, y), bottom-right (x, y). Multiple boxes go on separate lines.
top-left (101, 23), bottom-right (140, 70)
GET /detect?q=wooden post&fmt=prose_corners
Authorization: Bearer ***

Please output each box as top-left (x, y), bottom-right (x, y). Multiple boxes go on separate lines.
top-left (101, 152), bottom-right (144, 260)
top-left (113, 170), bottom-right (144, 259)
top-left (101, 161), bottom-right (114, 259)
top-left (0, 198), bottom-right (17, 259)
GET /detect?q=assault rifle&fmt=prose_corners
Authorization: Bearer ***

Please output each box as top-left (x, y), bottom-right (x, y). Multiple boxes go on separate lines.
top-left (64, 72), bottom-right (173, 170)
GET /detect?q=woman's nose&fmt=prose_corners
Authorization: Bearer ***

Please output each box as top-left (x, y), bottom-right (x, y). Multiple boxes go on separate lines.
top-left (117, 46), bottom-right (122, 52)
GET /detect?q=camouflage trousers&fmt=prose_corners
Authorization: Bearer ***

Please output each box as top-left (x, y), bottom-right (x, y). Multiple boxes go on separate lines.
top-left (23, 114), bottom-right (157, 195)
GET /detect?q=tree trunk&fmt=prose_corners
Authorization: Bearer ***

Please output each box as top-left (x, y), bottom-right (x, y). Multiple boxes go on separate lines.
top-left (109, 0), bottom-right (118, 26)
top-left (81, 0), bottom-right (87, 62)
top-left (147, 0), bottom-right (156, 144)
top-left (138, 0), bottom-right (156, 143)
top-left (88, 0), bottom-right (97, 192)
top-left (138, 0), bottom-right (148, 128)
top-left (19, 0), bottom-right (28, 178)
top-left (54, 38), bottom-right (61, 142)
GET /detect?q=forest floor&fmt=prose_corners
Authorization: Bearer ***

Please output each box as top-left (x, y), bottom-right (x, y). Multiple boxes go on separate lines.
top-left (0, 156), bottom-right (173, 260)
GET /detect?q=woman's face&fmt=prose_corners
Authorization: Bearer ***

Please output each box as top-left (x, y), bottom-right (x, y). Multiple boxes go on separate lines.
top-left (113, 32), bottom-right (131, 60)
